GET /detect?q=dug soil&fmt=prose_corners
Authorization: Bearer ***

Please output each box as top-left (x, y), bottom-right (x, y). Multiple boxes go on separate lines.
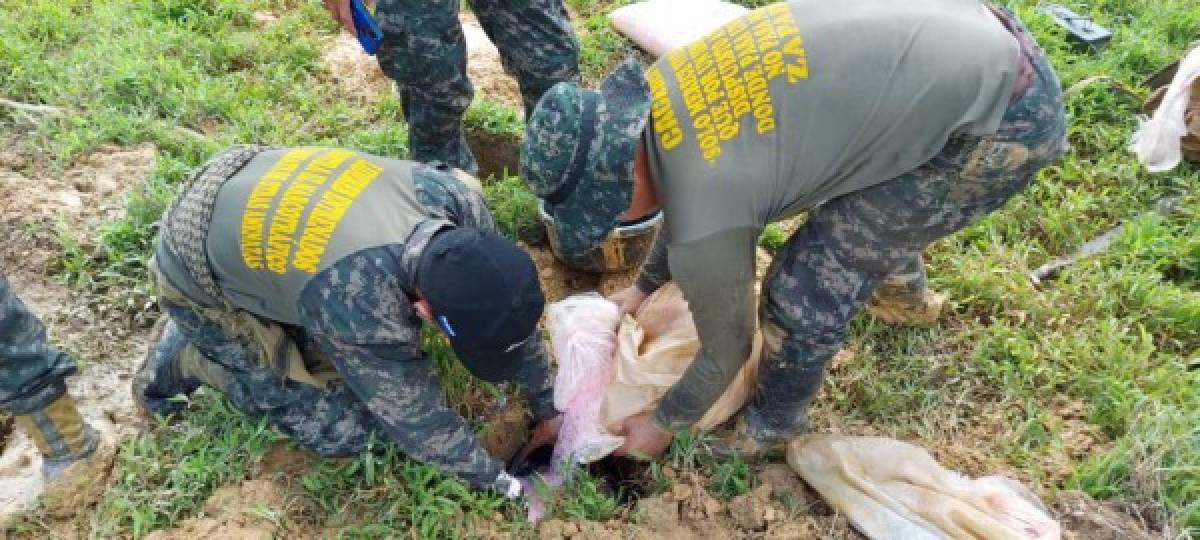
top-left (0, 141), bottom-right (158, 521)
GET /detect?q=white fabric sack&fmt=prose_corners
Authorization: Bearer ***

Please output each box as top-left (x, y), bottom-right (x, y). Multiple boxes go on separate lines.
top-left (1132, 45), bottom-right (1200, 172)
top-left (609, 0), bottom-right (748, 58)
top-left (788, 435), bottom-right (1061, 540)
top-left (547, 283), bottom-right (762, 465)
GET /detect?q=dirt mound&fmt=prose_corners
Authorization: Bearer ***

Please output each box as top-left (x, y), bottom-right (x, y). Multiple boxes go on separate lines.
top-left (0, 143), bottom-right (156, 232)
top-left (251, 441), bottom-right (320, 481)
top-left (535, 470), bottom-right (856, 540)
top-left (481, 401), bottom-right (531, 463)
top-left (1055, 490), bottom-right (1160, 539)
top-left (145, 479), bottom-right (306, 540)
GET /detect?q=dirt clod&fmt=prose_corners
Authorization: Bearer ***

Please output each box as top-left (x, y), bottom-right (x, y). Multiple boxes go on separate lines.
top-left (481, 402), bottom-right (530, 463)
top-left (636, 495), bottom-right (680, 526)
top-left (252, 440), bottom-right (318, 480)
top-left (1055, 490), bottom-right (1158, 540)
top-left (755, 463), bottom-right (808, 505)
top-left (727, 488), bottom-right (768, 531)
top-left (466, 130), bottom-right (522, 181)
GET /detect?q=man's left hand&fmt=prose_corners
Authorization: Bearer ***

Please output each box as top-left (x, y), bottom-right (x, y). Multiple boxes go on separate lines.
top-left (615, 412), bottom-right (672, 459)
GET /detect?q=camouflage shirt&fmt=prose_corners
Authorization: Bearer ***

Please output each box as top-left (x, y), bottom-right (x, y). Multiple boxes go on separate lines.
top-left (163, 151), bottom-right (554, 488)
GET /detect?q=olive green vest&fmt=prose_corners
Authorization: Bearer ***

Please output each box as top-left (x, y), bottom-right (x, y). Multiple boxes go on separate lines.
top-left (206, 147), bottom-right (426, 324)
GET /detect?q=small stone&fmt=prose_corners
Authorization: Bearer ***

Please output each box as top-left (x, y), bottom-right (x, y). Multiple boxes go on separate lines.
top-left (756, 464), bottom-right (808, 505)
top-left (729, 492), bottom-right (767, 531)
top-left (636, 496), bottom-right (679, 526)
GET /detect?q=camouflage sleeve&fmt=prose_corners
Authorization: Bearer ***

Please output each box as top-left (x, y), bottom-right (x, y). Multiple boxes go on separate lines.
top-left (508, 331), bottom-right (557, 422)
top-left (314, 336), bottom-right (506, 488)
top-left (412, 162), bottom-right (496, 232)
top-left (634, 231), bottom-right (671, 294)
top-left (652, 229), bottom-right (758, 431)
top-left (299, 248), bottom-right (506, 490)
top-left (0, 273), bottom-right (77, 415)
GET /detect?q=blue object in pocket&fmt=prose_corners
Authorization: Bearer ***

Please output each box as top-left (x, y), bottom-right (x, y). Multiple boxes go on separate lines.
top-left (350, 0), bottom-right (383, 55)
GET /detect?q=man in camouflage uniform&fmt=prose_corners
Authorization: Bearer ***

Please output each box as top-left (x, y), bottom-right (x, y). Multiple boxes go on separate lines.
top-left (323, 0), bottom-right (579, 174)
top-left (519, 1), bottom-right (1068, 457)
top-left (136, 146), bottom-right (559, 495)
top-left (0, 274), bottom-right (99, 479)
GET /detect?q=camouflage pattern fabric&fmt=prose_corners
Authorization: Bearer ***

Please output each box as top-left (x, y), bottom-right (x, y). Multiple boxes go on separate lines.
top-left (743, 30), bottom-right (1068, 443)
top-left (0, 273), bottom-right (77, 416)
top-left (375, 0), bottom-right (579, 174)
top-left (519, 59), bottom-right (650, 265)
top-left (0, 273), bottom-right (97, 464)
top-left (140, 162), bottom-right (554, 491)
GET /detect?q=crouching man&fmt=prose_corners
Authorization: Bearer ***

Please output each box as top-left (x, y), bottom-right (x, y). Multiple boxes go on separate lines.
top-left (136, 146), bottom-right (559, 496)
top-left (519, 1), bottom-right (1067, 458)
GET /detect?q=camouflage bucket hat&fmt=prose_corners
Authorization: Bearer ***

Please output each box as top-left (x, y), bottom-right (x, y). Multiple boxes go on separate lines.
top-left (519, 58), bottom-right (651, 264)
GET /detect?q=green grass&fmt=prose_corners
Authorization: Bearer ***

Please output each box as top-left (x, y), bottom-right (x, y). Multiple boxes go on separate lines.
top-left (484, 174), bottom-right (546, 246)
top-left (2, 0), bottom-right (1198, 536)
top-left (93, 393), bottom-right (282, 538)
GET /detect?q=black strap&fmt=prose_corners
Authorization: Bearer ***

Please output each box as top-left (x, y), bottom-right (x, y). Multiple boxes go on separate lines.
top-left (543, 92), bottom-right (599, 206)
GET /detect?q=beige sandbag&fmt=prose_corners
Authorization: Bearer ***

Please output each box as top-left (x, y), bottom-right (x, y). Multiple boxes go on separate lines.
top-left (600, 282), bottom-right (762, 432)
top-left (787, 435), bottom-right (1061, 540)
top-left (609, 0), bottom-right (748, 58)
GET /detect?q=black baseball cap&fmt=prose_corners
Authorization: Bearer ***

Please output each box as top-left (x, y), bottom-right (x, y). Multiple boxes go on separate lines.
top-left (416, 228), bottom-right (545, 382)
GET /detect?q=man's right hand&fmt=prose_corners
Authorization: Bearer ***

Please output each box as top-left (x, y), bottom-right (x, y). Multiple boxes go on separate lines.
top-left (322, 0), bottom-right (371, 36)
top-left (608, 286), bottom-right (649, 319)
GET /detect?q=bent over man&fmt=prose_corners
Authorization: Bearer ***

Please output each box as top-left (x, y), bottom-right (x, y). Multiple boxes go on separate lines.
top-left (519, 0), bottom-right (1068, 457)
top-left (136, 146), bottom-right (556, 495)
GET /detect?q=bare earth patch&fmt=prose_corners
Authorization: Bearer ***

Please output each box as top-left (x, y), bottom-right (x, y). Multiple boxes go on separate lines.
top-left (0, 143), bottom-right (158, 521)
top-left (144, 479), bottom-right (315, 540)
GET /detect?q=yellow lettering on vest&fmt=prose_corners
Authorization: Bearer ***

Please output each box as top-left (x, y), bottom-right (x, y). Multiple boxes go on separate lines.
top-left (239, 147), bottom-right (320, 270)
top-left (291, 159), bottom-right (384, 273)
top-left (264, 149), bottom-right (353, 274)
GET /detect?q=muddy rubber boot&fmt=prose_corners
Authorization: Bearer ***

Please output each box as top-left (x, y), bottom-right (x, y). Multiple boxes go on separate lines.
top-left (13, 393), bottom-right (99, 481)
top-left (132, 317), bottom-right (204, 419)
top-left (709, 413), bottom-right (791, 462)
top-left (865, 288), bottom-right (946, 326)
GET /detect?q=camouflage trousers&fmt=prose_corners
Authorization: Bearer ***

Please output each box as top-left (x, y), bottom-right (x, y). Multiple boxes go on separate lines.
top-left (141, 259), bottom-right (382, 457)
top-left (0, 273), bottom-right (96, 463)
top-left (375, 0), bottom-right (579, 173)
top-left (0, 273), bottom-right (76, 416)
top-left (744, 16), bottom-right (1068, 440)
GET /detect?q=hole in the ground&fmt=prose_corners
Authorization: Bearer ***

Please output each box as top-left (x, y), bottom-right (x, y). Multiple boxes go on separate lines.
top-left (508, 443), bottom-right (553, 477)
top-left (509, 447), bottom-right (654, 505)
top-left (587, 455), bottom-right (653, 505)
